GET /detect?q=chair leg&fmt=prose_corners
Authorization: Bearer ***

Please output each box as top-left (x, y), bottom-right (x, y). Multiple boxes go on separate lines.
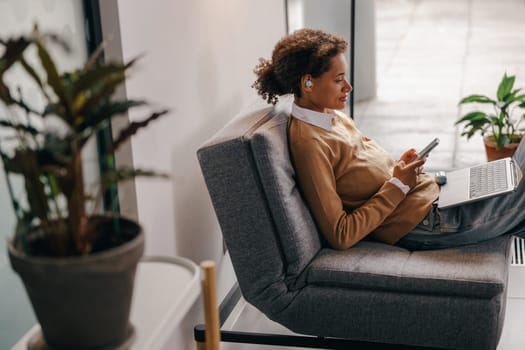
top-left (200, 260), bottom-right (221, 350)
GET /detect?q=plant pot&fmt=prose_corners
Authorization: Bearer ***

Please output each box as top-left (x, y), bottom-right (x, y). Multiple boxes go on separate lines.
top-left (8, 216), bottom-right (144, 350)
top-left (483, 135), bottom-right (521, 161)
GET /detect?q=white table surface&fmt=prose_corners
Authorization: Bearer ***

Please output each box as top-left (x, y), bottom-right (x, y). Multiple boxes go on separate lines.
top-left (11, 256), bottom-right (200, 350)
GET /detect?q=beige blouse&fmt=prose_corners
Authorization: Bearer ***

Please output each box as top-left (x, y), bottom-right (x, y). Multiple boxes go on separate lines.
top-left (288, 107), bottom-right (439, 249)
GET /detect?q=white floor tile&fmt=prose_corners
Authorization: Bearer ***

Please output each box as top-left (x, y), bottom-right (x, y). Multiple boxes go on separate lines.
top-left (498, 298), bottom-right (525, 350)
top-left (508, 266), bottom-right (525, 298)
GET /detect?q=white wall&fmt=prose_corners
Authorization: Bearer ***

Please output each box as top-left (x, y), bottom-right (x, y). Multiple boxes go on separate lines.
top-left (101, 2), bottom-right (286, 347)
top-left (104, 0), bottom-right (286, 264)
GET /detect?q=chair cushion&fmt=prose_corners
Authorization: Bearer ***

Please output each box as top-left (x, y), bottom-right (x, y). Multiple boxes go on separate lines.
top-left (250, 107), bottom-right (321, 279)
top-left (197, 102), bottom-right (321, 316)
top-left (307, 235), bottom-right (512, 298)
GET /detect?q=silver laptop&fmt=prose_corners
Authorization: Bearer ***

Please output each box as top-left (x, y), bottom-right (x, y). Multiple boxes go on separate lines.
top-left (438, 157), bottom-right (523, 209)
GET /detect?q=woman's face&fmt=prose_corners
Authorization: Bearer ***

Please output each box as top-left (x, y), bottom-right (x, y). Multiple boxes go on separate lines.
top-left (299, 53), bottom-right (352, 113)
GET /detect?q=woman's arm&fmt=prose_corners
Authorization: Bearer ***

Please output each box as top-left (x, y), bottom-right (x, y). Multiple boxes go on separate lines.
top-left (290, 139), bottom-right (421, 250)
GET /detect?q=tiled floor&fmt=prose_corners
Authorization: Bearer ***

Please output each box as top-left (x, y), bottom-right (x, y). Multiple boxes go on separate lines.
top-left (355, 0), bottom-right (525, 172)
top-left (222, 0), bottom-right (525, 349)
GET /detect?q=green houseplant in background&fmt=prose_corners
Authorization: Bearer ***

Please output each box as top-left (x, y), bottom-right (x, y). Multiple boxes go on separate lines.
top-left (0, 28), bottom-right (168, 349)
top-left (455, 73), bottom-right (525, 161)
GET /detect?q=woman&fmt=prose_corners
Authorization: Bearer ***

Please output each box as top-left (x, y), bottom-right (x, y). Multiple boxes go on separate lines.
top-left (253, 28), bottom-right (525, 250)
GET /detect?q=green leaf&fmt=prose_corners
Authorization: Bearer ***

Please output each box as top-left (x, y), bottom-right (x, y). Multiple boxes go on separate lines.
top-left (6, 149), bottom-right (50, 222)
top-left (75, 100), bottom-right (146, 133)
top-left (102, 166), bottom-right (169, 186)
top-left (19, 57), bottom-right (50, 101)
top-left (70, 63), bottom-right (128, 100)
top-left (42, 102), bottom-right (67, 118)
top-left (489, 115), bottom-right (503, 127)
top-left (0, 120), bottom-right (39, 135)
top-left (9, 95), bottom-right (44, 116)
top-left (40, 133), bottom-right (72, 166)
top-left (0, 78), bottom-right (15, 105)
top-left (502, 90), bottom-right (525, 109)
top-left (74, 71), bottom-right (127, 118)
top-left (0, 150), bottom-right (25, 220)
top-left (458, 94), bottom-right (496, 105)
top-left (0, 37), bottom-right (31, 106)
top-left (456, 111), bottom-right (492, 140)
top-left (111, 109), bottom-right (169, 152)
top-left (461, 124), bottom-right (488, 139)
top-left (75, 100), bottom-right (148, 149)
top-left (83, 42), bottom-right (106, 70)
top-left (0, 37), bottom-right (32, 105)
top-left (502, 88), bottom-right (520, 102)
top-left (42, 32), bottom-right (71, 54)
top-left (99, 166), bottom-right (168, 208)
top-left (35, 40), bottom-right (71, 119)
top-left (455, 111), bottom-right (490, 125)
top-left (0, 37), bottom-right (31, 75)
top-left (514, 94), bottom-right (525, 102)
top-left (497, 73), bottom-right (515, 101)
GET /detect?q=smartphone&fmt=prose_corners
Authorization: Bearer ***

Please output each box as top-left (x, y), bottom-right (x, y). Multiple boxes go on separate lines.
top-left (415, 137), bottom-right (440, 161)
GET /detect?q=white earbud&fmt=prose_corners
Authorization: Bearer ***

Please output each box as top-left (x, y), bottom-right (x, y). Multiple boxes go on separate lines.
top-left (305, 80), bottom-right (313, 88)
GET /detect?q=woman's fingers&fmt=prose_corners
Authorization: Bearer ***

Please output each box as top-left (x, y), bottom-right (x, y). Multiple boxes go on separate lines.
top-left (400, 148), bottom-right (417, 163)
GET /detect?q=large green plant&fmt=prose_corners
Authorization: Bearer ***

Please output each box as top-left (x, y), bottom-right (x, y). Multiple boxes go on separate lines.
top-left (456, 73), bottom-right (525, 149)
top-left (0, 29), bottom-right (168, 256)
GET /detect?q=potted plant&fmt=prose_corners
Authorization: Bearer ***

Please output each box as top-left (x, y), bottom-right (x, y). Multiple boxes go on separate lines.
top-left (455, 73), bottom-right (525, 161)
top-left (0, 29), bottom-right (168, 349)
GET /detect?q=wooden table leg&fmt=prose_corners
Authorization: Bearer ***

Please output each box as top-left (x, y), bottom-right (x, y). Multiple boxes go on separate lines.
top-left (200, 260), bottom-right (220, 350)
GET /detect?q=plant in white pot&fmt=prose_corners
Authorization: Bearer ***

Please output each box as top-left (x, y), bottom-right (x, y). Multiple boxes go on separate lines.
top-left (0, 29), bottom-right (168, 349)
top-left (456, 73), bottom-right (525, 161)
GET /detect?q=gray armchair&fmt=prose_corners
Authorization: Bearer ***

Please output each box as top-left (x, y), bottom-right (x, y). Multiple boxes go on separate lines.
top-left (196, 102), bottom-right (513, 349)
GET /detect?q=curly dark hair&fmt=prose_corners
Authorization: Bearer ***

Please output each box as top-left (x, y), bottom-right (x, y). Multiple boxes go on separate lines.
top-left (252, 29), bottom-right (348, 105)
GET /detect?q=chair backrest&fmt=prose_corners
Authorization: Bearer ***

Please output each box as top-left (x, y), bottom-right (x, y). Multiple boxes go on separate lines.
top-left (197, 102), bottom-right (321, 314)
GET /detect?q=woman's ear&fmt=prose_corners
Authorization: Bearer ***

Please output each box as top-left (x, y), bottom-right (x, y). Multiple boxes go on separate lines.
top-left (300, 75), bottom-right (314, 93)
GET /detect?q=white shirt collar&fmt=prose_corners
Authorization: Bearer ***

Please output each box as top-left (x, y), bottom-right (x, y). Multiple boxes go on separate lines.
top-left (291, 103), bottom-right (335, 131)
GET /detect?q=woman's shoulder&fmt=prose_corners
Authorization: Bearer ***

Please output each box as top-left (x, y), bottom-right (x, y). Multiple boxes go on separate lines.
top-left (288, 117), bottom-right (338, 156)
top-left (288, 116), bottom-right (331, 141)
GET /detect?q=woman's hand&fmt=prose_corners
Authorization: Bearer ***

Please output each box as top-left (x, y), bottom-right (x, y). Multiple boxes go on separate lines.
top-left (399, 148), bottom-right (418, 163)
top-left (393, 158), bottom-right (425, 189)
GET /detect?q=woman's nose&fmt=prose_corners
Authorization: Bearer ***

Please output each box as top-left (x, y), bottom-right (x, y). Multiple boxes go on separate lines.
top-left (344, 81), bottom-right (353, 93)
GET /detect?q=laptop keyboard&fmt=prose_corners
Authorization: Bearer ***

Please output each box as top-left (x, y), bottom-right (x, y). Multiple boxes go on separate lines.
top-left (469, 160), bottom-right (508, 199)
